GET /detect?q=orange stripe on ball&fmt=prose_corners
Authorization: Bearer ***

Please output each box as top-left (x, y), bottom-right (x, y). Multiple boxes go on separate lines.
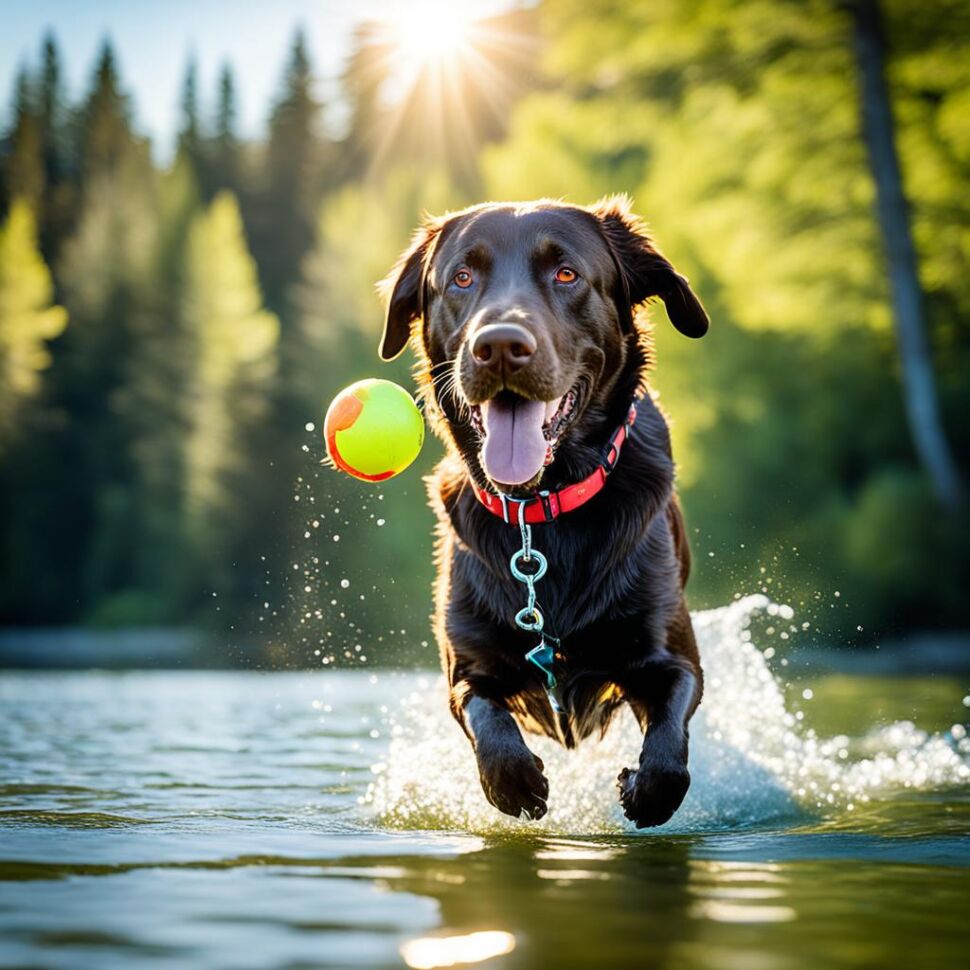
top-left (329, 393), bottom-right (363, 431)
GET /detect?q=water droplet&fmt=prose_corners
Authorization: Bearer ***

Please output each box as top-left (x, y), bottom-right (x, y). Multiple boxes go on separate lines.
top-left (340, 579), bottom-right (350, 589)
top-left (802, 688), bottom-right (814, 700)
top-left (305, 422), bottom-right (315, 432)
top-left (376, 518), bottom-right (386, 527)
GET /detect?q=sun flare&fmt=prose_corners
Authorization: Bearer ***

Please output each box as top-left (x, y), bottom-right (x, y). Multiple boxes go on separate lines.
top-left (385, 1), bottom-right (477, 80)
top-left (356, 0), bottom-right (532, 176)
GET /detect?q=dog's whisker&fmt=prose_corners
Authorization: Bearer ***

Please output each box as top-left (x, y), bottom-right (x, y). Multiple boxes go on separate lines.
top-left (433, 368), bottom-right (471, 421)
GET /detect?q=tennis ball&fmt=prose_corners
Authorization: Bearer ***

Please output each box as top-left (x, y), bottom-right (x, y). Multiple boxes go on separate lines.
top-left (324, 379), bottom-right (425, 482)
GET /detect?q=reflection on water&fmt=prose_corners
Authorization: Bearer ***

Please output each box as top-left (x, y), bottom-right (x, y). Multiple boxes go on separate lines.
top-left (401, 930), bottom-right (516, 969)
top-left (0, 601), bottom-right (968, 969)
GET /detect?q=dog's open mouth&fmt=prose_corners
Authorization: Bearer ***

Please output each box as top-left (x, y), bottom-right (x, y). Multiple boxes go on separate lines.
top-left (469, 387), bottom-right (579, 487)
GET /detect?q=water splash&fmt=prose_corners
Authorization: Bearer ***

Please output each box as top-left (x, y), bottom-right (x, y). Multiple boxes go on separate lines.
top-left (365, 596), bottom-right (969, 834)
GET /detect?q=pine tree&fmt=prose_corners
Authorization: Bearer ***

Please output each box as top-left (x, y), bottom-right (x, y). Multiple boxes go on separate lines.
top-left (120, 154), bottom-right (202, 613)
top-left (235, 31), bottom-right (328, 633)
top-left (257, 28), bottom-right (323, 313)
top-left (1, 68), bottom-right (44, 212)
top-left (38, 44), bottom-right (156, 622)
top-left (78, 41), bottom-right (135, 184)
top-left (177, 57), bottom-right (206, 187)
top-left (0, 199), bottom-right (67, 444)
top-left (36, 32), bottom-right (73, 260)
top-left (180, 191), bottom-right (278, 555)
top-left (38, 34), bottom-right (64, 187)
top-left (212, 63), bottom-right (240, 194)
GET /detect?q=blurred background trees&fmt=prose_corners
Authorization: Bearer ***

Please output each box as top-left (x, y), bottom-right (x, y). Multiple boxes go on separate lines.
top-left (0, 0), bottom-right (966, 663)
top-left (0, 199), bottom-right (66, 442)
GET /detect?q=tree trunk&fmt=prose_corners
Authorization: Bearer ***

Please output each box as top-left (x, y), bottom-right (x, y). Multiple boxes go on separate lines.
top-left (846, 0), bottom-right (964, 511)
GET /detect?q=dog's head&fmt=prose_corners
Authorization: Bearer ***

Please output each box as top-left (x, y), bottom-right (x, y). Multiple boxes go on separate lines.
top-left (379, 197), bottom-right (709, 493)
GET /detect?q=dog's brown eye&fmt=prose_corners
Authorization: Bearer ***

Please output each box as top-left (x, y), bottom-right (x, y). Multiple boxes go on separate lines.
top-left (555, 266), bottom-right (577, 284)
top-left (454, 269), bottom-right (473, 289)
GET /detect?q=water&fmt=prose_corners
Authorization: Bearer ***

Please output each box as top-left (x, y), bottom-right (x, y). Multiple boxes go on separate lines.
top-left (1, 600), bottom-right (968, 970)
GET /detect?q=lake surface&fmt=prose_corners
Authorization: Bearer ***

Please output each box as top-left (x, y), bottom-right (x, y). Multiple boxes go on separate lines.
top-left (1, 599), bottom-right (968, 969)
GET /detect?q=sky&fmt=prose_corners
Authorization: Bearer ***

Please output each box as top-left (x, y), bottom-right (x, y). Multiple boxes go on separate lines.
top-left (0, 0), bottom-right (516, 163)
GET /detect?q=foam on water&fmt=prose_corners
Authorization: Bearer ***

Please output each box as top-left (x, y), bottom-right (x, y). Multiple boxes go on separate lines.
top-left (365, 596), bottom-right (970, 834)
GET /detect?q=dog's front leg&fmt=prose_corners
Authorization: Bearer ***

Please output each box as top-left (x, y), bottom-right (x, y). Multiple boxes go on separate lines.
top-left (616, 654), bottom-right (701, 828)
top-left (460, 694), bottom-right (549, 820)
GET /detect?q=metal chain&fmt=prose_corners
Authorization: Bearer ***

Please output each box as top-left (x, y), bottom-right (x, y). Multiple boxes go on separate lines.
top-left (508, 501), bottom-right (547, 632)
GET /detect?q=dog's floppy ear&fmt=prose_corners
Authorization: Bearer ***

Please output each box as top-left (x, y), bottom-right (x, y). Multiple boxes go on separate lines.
top-left (378, 219), bottom-right (442, 361)
top-left (591, 195), bottom-right (709, 339)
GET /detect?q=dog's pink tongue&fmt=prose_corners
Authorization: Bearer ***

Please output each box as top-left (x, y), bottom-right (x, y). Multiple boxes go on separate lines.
top-left (481, 397), bottom-right (548, 486)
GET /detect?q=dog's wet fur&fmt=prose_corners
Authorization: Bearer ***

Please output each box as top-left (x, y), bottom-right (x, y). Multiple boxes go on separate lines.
top-left (379, 197), bottom-right (710, 827)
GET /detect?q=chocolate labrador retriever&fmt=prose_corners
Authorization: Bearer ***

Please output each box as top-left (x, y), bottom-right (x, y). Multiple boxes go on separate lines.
top-left (379, 196), bottom-right (709, 827)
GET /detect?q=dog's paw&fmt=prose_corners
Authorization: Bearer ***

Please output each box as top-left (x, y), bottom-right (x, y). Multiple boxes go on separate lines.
top-left (477, 747), bottom-right (549, 820)
top-left (616, 761), bottom-right (690, 829)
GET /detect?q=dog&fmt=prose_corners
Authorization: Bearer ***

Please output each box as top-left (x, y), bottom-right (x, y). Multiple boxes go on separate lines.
top-left (379, 196), bottom-right (709, 827)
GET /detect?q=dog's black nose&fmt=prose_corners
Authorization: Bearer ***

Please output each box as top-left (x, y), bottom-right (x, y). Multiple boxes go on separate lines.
top-left (471, 323), bottom-right (536, 374)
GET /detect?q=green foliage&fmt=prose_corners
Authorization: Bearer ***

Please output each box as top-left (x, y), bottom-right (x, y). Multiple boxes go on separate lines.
top-left (0, 198), bottom-right (67, 444)
top-left (181, 190), bottom-right (279, 523)
top-left (482, 0), bottom-right (969, 638)
top-left (0, 5), bottom-right (966, 658)
top-left (85, 587), bottom-right (170, 628)
top-left (843, 468), bottom-right (954, 621)
top-left (297, 168), bottom-right (462, 363)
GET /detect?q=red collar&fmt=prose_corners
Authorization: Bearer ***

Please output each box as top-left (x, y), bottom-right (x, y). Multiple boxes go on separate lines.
top-left (473, 400), bottom-right (640, 524)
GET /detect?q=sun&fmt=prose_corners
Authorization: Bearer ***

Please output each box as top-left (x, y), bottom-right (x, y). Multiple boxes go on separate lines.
top-left (393, 10), bottom-right (473, 63)
top-left (384, 1), bottom-right (477, 81)
top-left (357, 1), bottom-right (529, 177)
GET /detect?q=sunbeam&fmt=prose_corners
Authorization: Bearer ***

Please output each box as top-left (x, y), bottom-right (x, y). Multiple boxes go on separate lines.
top-left (344, 3), bottom-right (539, 181)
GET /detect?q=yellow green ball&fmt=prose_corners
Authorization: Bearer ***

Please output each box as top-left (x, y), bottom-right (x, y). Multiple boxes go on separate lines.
top-left (324, 379), bottom-right (424, 482)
